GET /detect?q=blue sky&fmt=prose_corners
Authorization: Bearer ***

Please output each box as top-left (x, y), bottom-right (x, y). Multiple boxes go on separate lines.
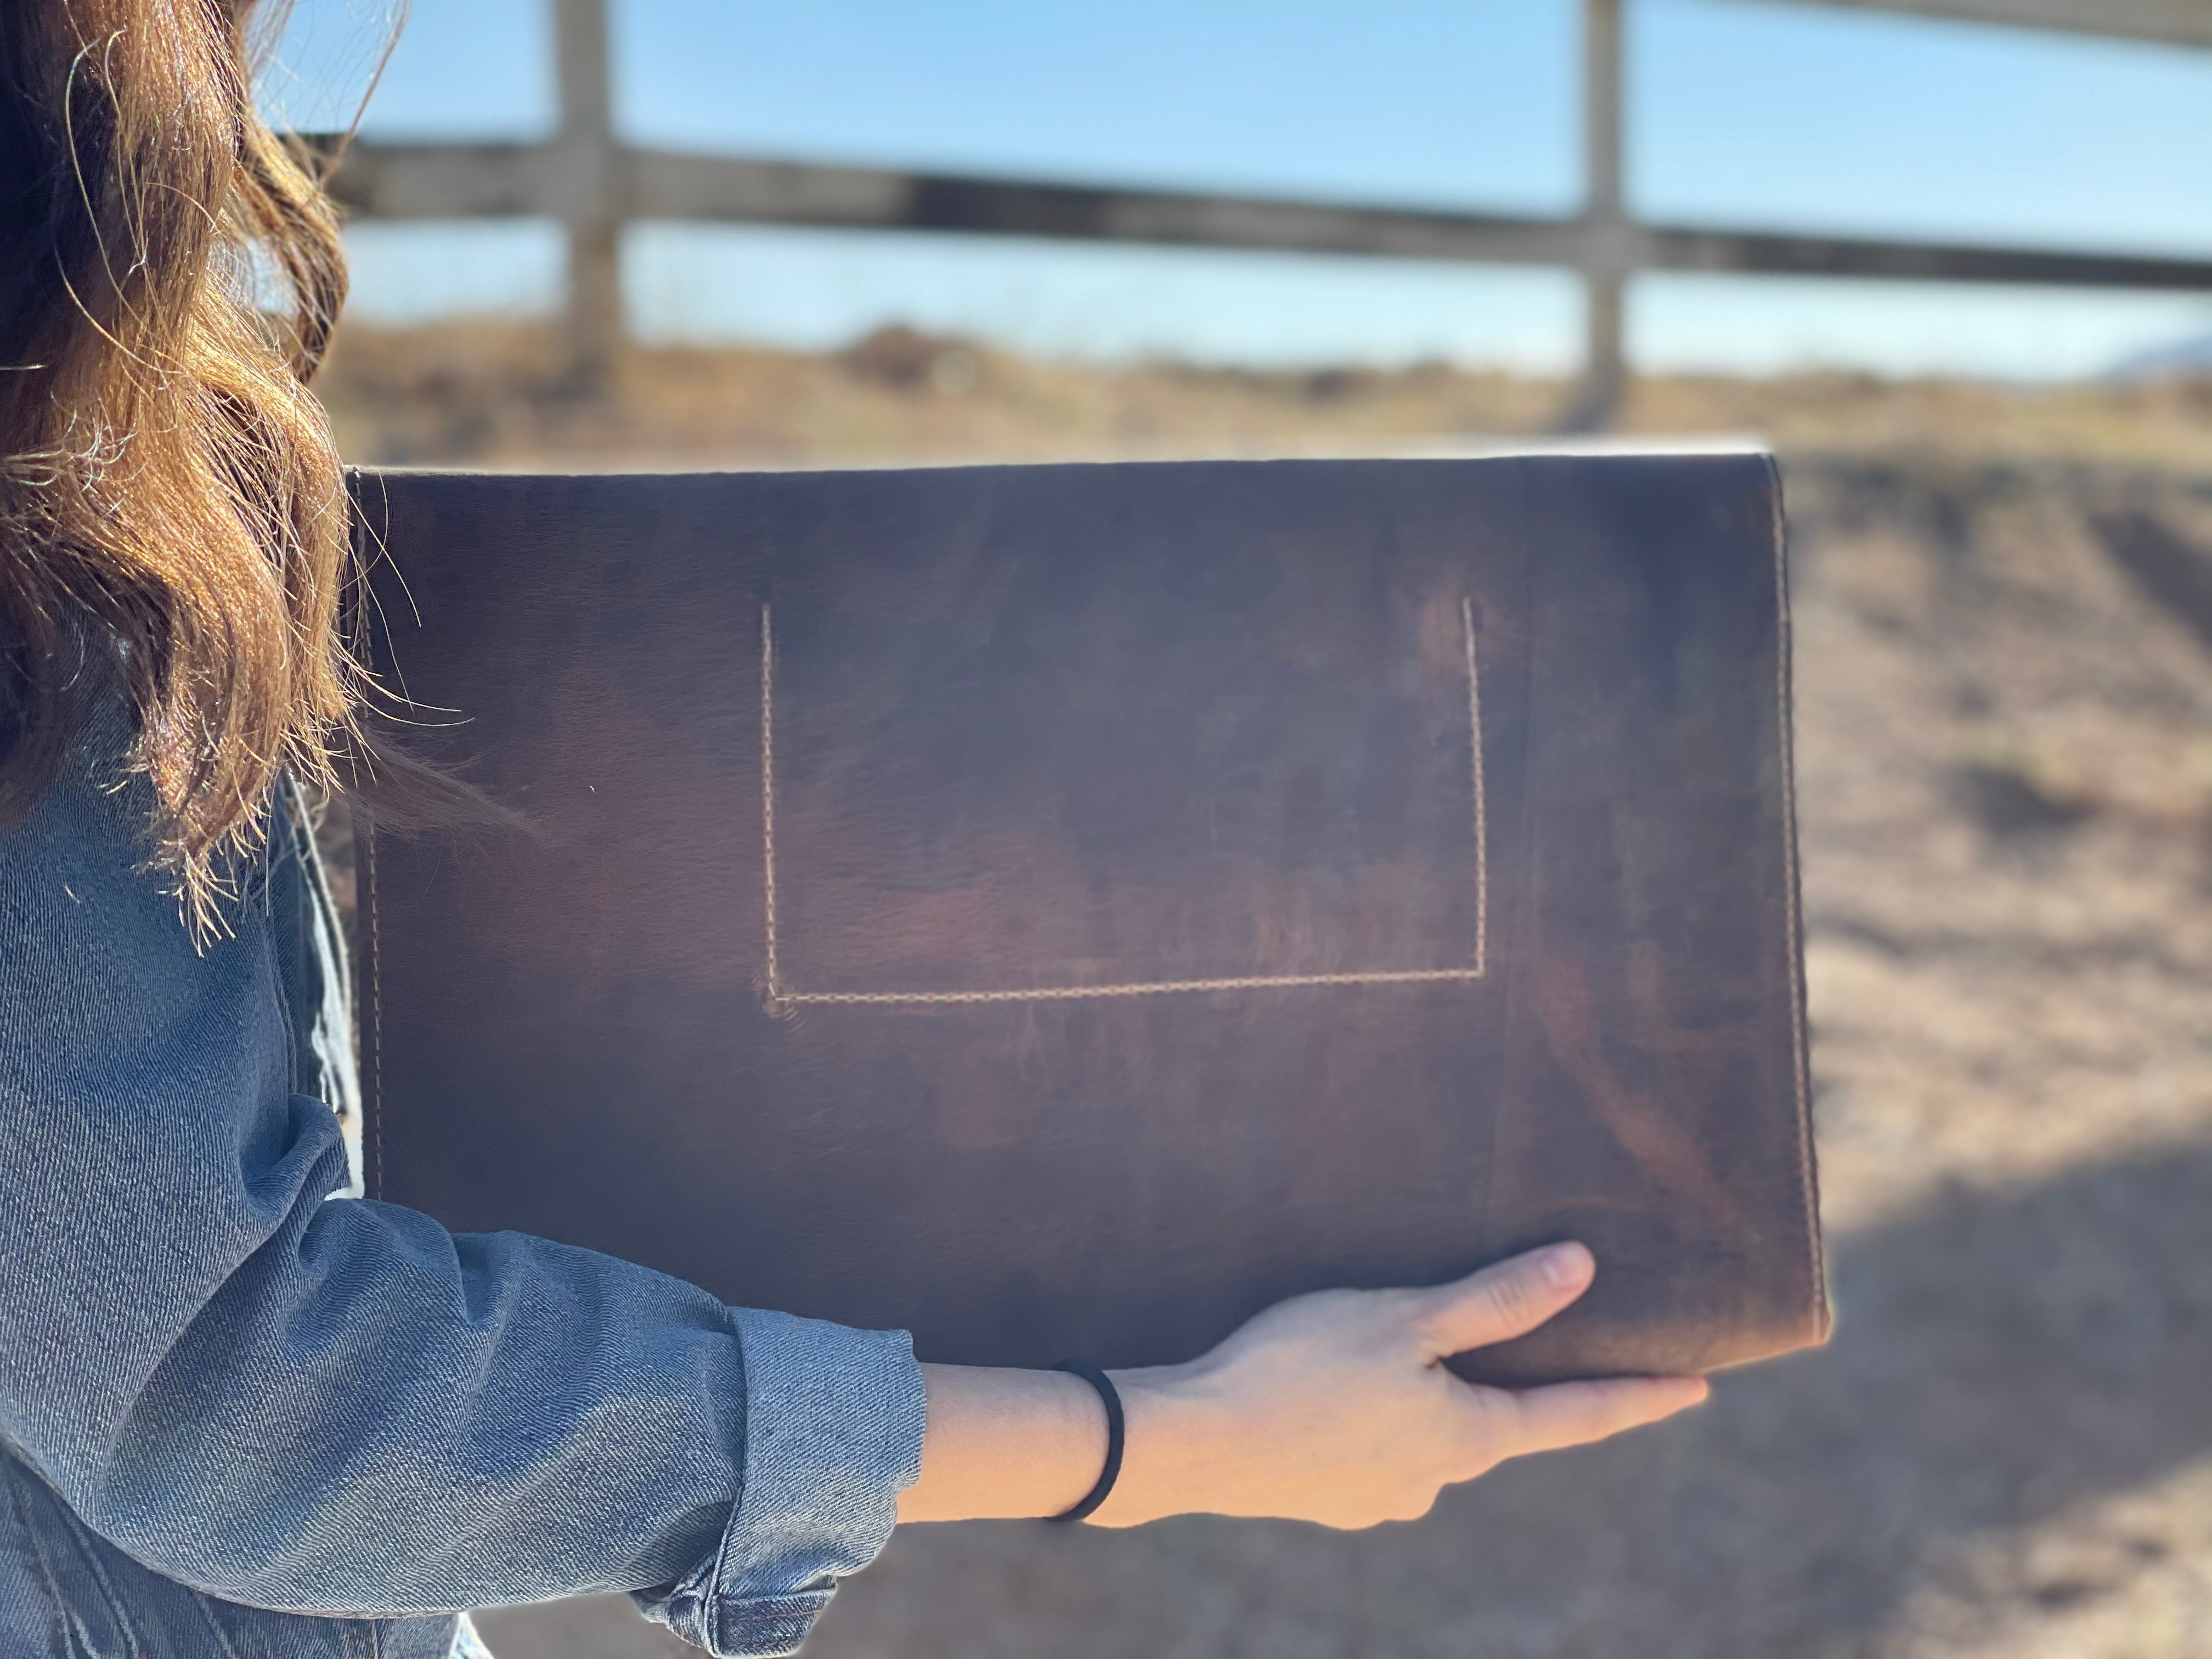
top-left (272, 0), bottom-right (2212, 377)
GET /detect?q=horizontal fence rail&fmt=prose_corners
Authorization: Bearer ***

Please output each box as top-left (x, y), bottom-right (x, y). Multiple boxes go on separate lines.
top-left (325, 139), bottom-right (2212, 297)
top-left (1813, 0), bottom-right (2212, 49)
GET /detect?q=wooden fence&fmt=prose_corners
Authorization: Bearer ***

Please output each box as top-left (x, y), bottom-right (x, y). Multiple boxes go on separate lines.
top-left (321, 0), bottom-right (2212, 422)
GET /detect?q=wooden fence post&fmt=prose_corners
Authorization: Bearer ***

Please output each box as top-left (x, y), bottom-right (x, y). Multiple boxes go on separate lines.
top-left (1569, 0), bottom-right (1630, 431)
top-left (553, 0), bottom-right (622, 384)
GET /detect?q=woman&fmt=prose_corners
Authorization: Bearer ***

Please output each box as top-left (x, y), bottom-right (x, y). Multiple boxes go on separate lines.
top-left (0, 4), bottom-right (1707, 1656)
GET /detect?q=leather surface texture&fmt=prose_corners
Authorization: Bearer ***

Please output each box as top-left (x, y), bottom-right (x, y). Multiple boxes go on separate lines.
top-left (348, 454), bottom-right (1827, 1386)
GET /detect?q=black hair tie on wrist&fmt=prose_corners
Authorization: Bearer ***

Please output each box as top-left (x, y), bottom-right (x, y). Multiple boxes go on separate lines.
top-left (1047, 1360), bottom-right (1125, 1523)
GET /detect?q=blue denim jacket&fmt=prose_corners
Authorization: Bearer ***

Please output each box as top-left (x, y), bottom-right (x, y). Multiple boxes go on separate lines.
top-left (0, 697), bottom-right (927, 1658)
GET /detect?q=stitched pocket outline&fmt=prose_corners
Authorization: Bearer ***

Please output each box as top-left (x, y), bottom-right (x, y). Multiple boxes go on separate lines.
top-left (759, 595), bottom-right (1488, 1011)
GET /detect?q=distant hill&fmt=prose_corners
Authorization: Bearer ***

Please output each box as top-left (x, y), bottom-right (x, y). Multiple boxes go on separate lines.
top-left (2106, 333), bottom-right (2212, 383)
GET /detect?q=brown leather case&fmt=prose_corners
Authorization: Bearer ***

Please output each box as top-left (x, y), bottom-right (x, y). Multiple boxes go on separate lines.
top-left (347, 455), bottom-right (1826, 1386)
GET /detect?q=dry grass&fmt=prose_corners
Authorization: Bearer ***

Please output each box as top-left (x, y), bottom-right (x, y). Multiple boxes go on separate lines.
top-left (323, 323), bottom-right (2212, 1659)
top-left (319, 319), bottom-right (2212, 475)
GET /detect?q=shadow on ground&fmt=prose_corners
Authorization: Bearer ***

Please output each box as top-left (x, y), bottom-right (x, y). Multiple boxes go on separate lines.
top-left (480, 1139), bottom-right (2212, 1659)
top-left (2094, 509), bottom-right (2212, 654)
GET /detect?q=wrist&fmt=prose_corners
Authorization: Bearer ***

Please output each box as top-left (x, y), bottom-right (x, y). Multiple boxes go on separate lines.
top-left (1085, 1360), bottom-right (1224, 1528)
top-left (898, 1362), bottom-right (1108, 1523)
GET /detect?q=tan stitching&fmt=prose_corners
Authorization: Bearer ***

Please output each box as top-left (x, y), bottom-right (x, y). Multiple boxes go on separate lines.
top-left (760, 605), bottom-right (782, 1009)
top-left (760, 596), bottom-right (1488, 1009)
top-left (778, 967), bottom-right (1488, 1008)
top-left (1464, 596), bottom-right (1487, 979)
top-left (365, 816), bottom-right (384, 1200)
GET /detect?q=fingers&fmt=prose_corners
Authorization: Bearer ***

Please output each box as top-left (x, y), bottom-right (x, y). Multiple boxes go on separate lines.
top-left (1409, 1242), bottom-right (1595, 1356)
top-left (1470, 1374), bottom-right (1709, 1460)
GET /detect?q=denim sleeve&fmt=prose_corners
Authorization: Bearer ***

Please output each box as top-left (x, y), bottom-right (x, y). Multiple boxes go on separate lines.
top-left (0, 708), bottom-right (925, 1658)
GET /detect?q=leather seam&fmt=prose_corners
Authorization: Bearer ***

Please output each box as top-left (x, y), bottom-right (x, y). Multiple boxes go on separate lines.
top-left (758, 596), bottom-right (1489, 1010)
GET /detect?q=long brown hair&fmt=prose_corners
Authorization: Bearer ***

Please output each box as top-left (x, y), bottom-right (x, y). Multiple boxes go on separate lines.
top-left (0, 0), bottom-right (410, 934)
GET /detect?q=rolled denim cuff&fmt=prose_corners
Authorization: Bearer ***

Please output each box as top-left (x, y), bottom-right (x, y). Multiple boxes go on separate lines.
top-left (634, 1308), bottom-right (926, 1657)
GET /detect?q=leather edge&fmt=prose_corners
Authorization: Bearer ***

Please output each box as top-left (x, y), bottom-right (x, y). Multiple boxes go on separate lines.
top-left (1765, 452), bottom-right (1831, 1346)
top-left (343, 468), bottom-right (387, 1204)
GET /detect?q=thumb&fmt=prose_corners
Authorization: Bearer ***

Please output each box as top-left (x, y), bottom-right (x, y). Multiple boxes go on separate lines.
top-left (1410, 1242), bottom-right (1595, 1357)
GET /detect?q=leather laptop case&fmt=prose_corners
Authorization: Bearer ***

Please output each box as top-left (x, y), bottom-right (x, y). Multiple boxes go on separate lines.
top-left (347, 454), bottom-right (1826, 1386)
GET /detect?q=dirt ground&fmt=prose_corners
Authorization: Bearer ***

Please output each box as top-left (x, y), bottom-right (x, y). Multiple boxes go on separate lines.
top-left (318, 320), bottom-right (2212, 477)
top-left (331, 333), bottom-right (2212, 1658)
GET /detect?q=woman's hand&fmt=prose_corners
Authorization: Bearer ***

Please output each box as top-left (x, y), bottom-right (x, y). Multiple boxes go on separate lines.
top-left (897, 1243), bottom-right (1708, 1529)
